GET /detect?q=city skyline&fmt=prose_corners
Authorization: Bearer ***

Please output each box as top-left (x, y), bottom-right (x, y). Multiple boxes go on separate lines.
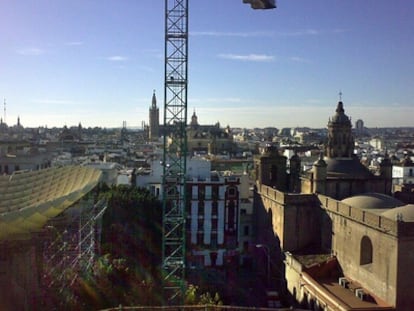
top-left (0, 0), bottom-right (413, 129)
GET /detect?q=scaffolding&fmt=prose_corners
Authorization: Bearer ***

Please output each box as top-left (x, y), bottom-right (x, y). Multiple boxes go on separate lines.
top-left (42, 198), bottom-right (107, 299)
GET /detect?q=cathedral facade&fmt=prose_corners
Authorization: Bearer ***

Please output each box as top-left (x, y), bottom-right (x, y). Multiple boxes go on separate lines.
top-left (254, 100), bottom-right (414, 310)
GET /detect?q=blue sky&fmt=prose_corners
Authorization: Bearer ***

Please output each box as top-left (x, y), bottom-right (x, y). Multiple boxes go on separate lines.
top-left (0, 0), bottom-right (413, 129)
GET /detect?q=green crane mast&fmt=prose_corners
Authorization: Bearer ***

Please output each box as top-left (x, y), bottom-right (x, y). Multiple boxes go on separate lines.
top-left (162, 0), bottom-right (189, 304)
top-left (161, 0), bottom-right (276, 304)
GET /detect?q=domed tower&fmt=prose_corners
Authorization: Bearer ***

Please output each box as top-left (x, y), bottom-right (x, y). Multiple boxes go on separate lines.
top-left (326, 100), bottom-right (354, 158)
top-left (149, 90), bottom-right (159, 141)
top-left (254, 144), bottom-right (287, 191)
top-left (312, 152), bottom-right (327, 194)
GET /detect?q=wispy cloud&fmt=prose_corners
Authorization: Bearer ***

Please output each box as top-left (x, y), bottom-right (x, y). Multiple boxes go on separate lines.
top-left (65, 41), bottom-right (83, 46)
top-left (106, 55), bottom-right (128, 62)
top-left (332, 28), bottom-right (348, 34)
top-left (289, 56), bottom-right (311, 63)
top-left (279, 28), bottom-right (348, 37)
top-left (279, 28), bottom-right (320, 36)
top-left (191, 31), bottom-right (274, 38)
top-left (218, 53), bottom-right (275, 62)
top-left (192, 28), bottom-right (347, 39)
top-left (17, 47), bottom-right (46, 56)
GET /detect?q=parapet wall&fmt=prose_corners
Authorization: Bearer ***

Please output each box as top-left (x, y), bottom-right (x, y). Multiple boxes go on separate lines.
top-left (317, 194), bottom-right (414, 237)
top-left (257, 183), bottom-right (317, 206)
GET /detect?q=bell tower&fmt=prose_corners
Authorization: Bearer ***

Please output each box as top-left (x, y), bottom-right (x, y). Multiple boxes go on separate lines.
top-left (149, 90), bottom-right (159, 141)
top-left (254, 144), bottom-right (287, 191)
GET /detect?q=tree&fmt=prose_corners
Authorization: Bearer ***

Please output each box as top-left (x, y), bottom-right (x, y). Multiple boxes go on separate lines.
top-left (184, 284), bottom-right (223, 306)
top-left (59, 185), bottom-right (163, 310)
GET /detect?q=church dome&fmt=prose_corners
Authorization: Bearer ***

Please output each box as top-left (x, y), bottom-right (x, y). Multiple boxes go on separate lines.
top-left (341, 193), bottom-right (404, 210)
top-left (330, 101), bottom-right (351, 124)
top-left (382, 204), bottom-right (414, 222)
top-left (325, 157), bottom-right (372, 179)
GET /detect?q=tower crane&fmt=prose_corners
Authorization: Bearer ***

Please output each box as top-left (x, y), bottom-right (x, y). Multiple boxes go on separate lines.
top-left (162, 0), bottom-right (276, 304)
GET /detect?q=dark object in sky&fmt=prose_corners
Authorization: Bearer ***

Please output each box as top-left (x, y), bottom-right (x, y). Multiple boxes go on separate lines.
top-left (243, 0), bottom-right (276, 9)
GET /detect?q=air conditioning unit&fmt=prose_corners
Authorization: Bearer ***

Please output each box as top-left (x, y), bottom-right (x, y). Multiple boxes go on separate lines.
top-left (355, 288), bottom-right (366, 300)
top-left (338, 277), bottom-right (349, 288)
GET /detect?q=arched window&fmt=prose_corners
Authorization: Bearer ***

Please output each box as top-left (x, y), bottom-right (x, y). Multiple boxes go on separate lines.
top-left (360, 235), bottom-right (373, 265)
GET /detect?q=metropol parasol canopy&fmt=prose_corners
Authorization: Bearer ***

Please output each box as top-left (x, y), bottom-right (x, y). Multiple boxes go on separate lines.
top-left (0, 166), bottom-right (102, 241)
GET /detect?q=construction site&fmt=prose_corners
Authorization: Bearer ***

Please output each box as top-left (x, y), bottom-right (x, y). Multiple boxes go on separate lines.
top-left (0, 166), bottom-right (106, 310)
top-left (0, 1), bottom-right (281, 310)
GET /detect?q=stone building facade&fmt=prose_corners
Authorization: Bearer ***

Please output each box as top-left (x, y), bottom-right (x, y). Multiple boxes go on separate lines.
top-left (185, 110), bottom-right (236, 156)
top-left (254, 99), bottom-right (413, 310)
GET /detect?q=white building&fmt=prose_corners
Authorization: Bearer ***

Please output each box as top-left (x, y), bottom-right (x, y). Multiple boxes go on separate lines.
top-left (392, 156), bottom-right (414, 185)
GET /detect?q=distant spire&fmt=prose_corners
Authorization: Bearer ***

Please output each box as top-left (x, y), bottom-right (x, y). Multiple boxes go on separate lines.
top-left (339, 90), bottom-right (343, 102)
top-left (151, 90), bottom-right (157, 108)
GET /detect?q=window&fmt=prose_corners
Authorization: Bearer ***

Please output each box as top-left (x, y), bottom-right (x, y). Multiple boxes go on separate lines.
top-left (210, 234), bottom-right (218, 249)
top-left (360, 235), bottom-right (373, 265)
top-left (198, 201), bottom-right (204, 215)
top-left (198, 186), bottom-right (205, 201)
top-left (212, 219), bottom-right (218, 232)
top-left (197, 233), bottom-right (204, 245)
top-left (212, 202), bottom-right (218, 216)
top-left (243, 225), bottom-right (249, 236)
top-left (212, 186), bottom-right (219, 200)
top-left (198, 219), bottom-right (204, 231)
top-left (227, 186), bottom-right (237, 198)
top-left (243, 241), bottom-right (249, 252)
